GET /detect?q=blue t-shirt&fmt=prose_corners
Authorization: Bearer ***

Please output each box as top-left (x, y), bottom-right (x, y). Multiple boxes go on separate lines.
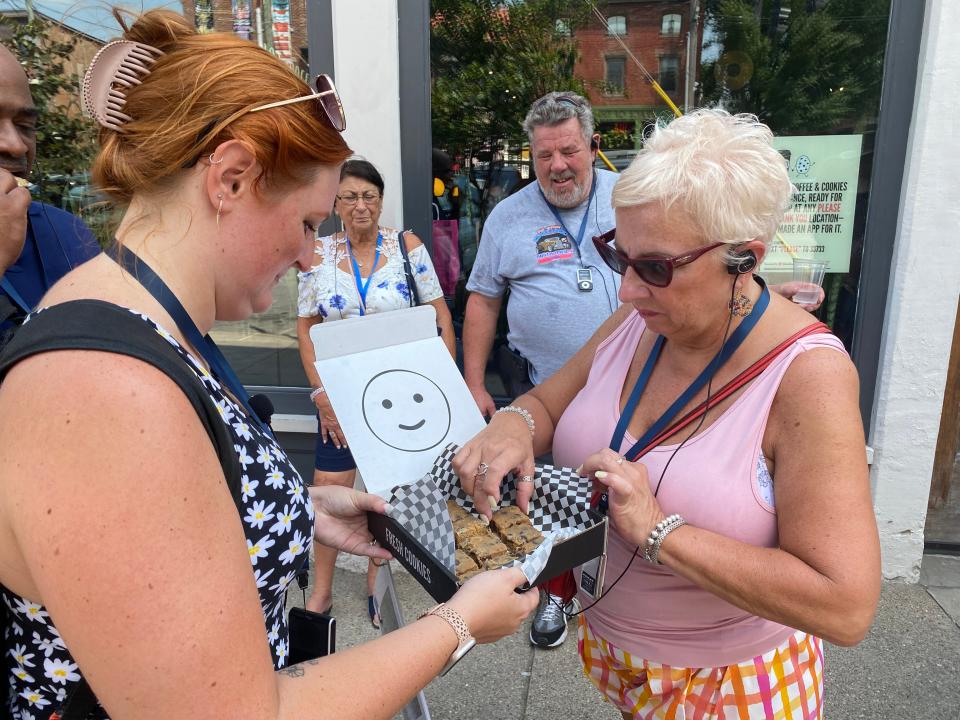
top-left (1, 202), bottom-right (99, 332)
top-left (466, 170), bottom-right (619, 384)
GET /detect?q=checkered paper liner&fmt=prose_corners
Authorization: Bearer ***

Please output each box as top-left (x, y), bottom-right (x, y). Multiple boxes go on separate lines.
top-left (385, 443), bottom-right (595, 582)
top-left (386, 471), bottom-right (457, 572)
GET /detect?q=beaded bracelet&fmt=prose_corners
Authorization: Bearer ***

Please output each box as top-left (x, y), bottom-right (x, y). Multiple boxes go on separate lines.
top-left (495, 405), bottom-right (535, 437)
top-left (309, 386), bottom-right (326, 402)
top-left (643, 514), bottom-right (686, 564)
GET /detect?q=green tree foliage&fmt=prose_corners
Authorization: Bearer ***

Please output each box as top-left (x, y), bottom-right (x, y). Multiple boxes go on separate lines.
top-left (1, 15), bottom-right (97, 207)
top-left (431, 0), bottom-right (594, 155)
top-left (700, 0), bottom-right (889, 134)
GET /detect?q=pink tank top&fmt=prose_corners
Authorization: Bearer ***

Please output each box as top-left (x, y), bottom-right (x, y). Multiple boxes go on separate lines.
top-left (553, 310), bottom-right (846, 667)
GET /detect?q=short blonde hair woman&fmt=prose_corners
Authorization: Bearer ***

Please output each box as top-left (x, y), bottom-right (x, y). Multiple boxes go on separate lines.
top-left (455, 109), bottom-right (880, 719)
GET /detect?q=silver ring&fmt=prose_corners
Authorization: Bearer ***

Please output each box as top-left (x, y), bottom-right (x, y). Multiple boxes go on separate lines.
top-left (518, 475), bottom-right (534, 484)
top-left (475, 462), bottom-right (489, 477)
top-left (615, 456), bottom-right (625, 465)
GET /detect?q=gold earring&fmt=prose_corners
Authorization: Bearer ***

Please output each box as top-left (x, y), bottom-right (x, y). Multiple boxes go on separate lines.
top-left (728, 288), bottom-right (753, 317)
top-left (216, 193), bottom-right (223, 231)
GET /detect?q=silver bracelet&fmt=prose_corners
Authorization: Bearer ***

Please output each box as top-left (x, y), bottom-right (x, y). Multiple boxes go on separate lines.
top-left (309, 386), bottom-right (326, 401)
top-left (643, 514), bottom-right (686, 564)
top-left (495, 405), bottom-right (535, 437)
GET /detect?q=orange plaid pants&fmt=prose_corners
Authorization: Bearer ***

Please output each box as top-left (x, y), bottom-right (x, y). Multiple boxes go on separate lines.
top-left (577, 616), bottom-right (823, 719)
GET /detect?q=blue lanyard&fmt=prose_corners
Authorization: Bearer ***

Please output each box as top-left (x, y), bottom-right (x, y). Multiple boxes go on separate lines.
top-left (105, 243), bottom-right (272, 438)
top-left (609, 279), bottom-right (771, 460)
top-left (345, 232), bottom-right (382, 316)
top-left (0, 276), bottom-right (30, 314)
top-left (538, 171), bottom-right (598, 264)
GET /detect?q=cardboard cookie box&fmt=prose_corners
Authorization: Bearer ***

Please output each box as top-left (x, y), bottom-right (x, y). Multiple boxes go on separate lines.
top-left (367, 444), bottom-right (608, 603)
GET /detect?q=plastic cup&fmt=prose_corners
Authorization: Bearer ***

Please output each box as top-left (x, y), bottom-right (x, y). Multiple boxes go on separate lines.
top-left (791, 258), bottom-right (828, 305)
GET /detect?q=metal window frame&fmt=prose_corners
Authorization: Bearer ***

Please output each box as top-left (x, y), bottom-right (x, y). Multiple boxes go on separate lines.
top-left (604, 54), bottom-right (627, 95)
top-left (658, 53), bottom-right (680, 92)
top-left (852, 0), bottom-right (926, 434)
top-left (607, 15), bottom-right (627, 36)
top-left (661, 12), bottom-right (682, 36)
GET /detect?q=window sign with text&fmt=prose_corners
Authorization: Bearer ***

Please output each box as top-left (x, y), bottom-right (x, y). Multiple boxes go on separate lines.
top-left (765, 135), bottom-right (863, 274)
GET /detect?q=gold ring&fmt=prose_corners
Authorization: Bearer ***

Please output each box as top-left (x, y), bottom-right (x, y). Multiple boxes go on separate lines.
top-left (518, 475), bottom-right (534, 484)
top-left (615, 456), bottom-right (625, 465)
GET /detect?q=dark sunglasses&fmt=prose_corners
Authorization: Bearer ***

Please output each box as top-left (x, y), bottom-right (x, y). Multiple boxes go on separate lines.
top-left (592, 229), bottom-right (726, 287)
top-left (248, 73), bottom-right (346, 132)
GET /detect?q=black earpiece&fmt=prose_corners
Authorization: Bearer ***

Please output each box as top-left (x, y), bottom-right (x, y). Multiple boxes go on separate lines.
top-left (726, 250), bottom-right (758, 275)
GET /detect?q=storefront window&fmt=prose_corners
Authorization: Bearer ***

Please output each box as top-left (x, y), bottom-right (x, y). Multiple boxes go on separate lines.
top-left (432, 0), bottom-right (894, 381)
top-left (213, 270), bottom-right (308, 388)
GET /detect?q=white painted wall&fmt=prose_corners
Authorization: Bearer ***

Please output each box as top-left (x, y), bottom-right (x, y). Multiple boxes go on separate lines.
top-left (869, 0), bottom-right (960, 581)
top-left (330, 0), bottom-right (404, 229)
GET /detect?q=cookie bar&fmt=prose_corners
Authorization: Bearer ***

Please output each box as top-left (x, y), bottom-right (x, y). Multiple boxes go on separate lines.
top-left (500, 522), bottom-right (544, 555)
top-left (446, 499), bottom-right (470, 524)
top-left (455, 548), bottom-right (479, 581)
top-left (489, 505), bottom-right (530, 534)
top-left (453, 515), bottom-right (488, 545)
top-left (461, 533), bottom-right (513, 569)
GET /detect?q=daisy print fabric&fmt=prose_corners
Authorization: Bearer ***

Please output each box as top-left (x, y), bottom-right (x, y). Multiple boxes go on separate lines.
top-left (2, 310), bottom-right (315, 719)
top-left (297, 226), bottom-right (444, 320)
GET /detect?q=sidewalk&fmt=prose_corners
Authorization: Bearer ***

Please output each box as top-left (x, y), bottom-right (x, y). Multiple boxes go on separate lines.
top-left (316, 553), bottom-right (960, 719)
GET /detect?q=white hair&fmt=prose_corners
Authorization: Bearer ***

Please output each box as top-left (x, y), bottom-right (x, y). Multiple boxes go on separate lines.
top-left (612, 109), bottom-right (793, 258)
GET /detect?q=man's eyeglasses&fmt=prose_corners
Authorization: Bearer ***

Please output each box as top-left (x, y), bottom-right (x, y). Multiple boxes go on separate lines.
top-left (248, 73), bottom-right (346, 132)
top-left (592, 229), bottom-right (726, 287)
top-left (337, 192), bottom-right (381, 206)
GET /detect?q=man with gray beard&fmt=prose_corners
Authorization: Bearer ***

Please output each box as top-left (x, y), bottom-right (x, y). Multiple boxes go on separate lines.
top-left (464, 92), bottom-right (619, 415)
top-left (463, 91), bottom-right (618, 649)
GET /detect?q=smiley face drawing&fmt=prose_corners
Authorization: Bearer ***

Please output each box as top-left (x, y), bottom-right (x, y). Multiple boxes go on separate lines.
top-left (361, 370), bottom-right (452, 452)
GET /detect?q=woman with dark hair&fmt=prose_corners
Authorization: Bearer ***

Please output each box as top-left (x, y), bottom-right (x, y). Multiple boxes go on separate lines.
top-left (0, 11), bottom-right (535, 719)
top-left (296, 158), bottom-right (455, 625)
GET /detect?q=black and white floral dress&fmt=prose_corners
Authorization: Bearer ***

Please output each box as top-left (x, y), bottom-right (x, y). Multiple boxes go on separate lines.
top-left (2, 310), bottom-right (315, 719)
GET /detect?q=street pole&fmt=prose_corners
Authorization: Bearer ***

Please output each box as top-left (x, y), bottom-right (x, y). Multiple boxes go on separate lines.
top-left (255, 2), bottom-right (265, 48)
top-left (684, 0), bottom-right (700, 112)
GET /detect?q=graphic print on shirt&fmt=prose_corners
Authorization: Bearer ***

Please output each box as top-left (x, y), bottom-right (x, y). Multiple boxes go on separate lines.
top-left (1, 310), bottom-right (315, 719)
top-left (535, 225), bottom-right (574, 264)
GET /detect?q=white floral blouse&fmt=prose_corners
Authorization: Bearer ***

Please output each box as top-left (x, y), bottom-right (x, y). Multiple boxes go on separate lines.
top-left (1, 308), bottom-right (315, 719)
top-left (297, 227), bottom-right (444, 320)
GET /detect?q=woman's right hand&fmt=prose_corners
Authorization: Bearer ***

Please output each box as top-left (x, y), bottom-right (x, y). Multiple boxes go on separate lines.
top-left (314, 392), bottom-right (347, 449)
top-left (446, 567), bottom-right (539, 644)
top-left (452, 412), bottom-right (536, 517)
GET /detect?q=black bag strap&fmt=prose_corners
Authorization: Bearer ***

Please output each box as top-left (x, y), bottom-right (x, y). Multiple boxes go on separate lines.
top-left (397, 230), bottom-right (421, 307)
top-left (0, 299), bottom-right (243, 720)
top-left (0, 299), bottom-right (242, 501)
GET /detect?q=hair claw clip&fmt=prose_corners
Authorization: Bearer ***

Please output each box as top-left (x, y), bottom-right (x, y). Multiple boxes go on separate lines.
top-left (82, 40), bottom-right (164, 132)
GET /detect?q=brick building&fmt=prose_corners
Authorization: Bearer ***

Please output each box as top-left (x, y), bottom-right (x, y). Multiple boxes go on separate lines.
top-left (574, 0), bottom-right (703, 148)
top-left (0, 8), bottom-right (103, 111)
top-left (181, 0), bottom-right (308, 74)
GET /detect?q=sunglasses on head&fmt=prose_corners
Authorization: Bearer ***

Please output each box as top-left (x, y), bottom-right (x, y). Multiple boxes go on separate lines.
top-left (592, 229), bottom-right (726, 288)
top-left (248, 73), bottom-right (346, 131)
top-left (183, 74), bottom-right (346, 169)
